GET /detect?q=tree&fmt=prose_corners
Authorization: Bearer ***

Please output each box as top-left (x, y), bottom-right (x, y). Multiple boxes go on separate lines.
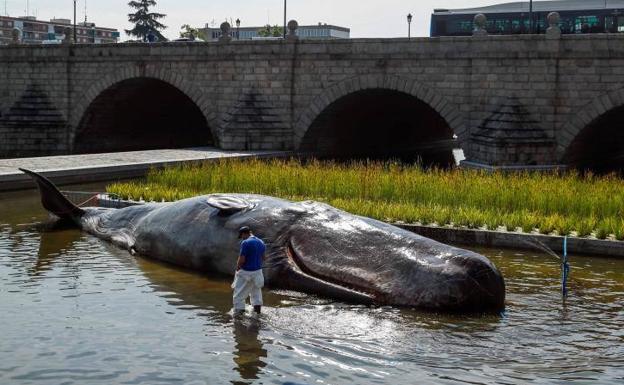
top-left (180, 24), bottom-right (207, 41)
top-left (126, 0), bottom-right (167, 42)
top-left (257, 25), bottom-right (284, 38)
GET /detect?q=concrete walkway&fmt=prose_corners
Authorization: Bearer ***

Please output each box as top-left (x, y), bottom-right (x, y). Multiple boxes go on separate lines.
top-left (0, 147), bottom-right (289, 191)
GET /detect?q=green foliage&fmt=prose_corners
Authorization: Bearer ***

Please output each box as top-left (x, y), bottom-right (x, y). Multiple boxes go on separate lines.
top-left (107, 159), bottom-right (624, 239)
top-left (179, 24), bottom-right (206, 40)
top-left (257, 24), bottom-right (284, 37)
top-left (126, 0), bottom-right (167, 41)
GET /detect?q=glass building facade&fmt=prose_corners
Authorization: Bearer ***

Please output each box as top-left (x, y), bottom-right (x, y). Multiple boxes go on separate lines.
top-left (431, 0), bottom-right (624, 36)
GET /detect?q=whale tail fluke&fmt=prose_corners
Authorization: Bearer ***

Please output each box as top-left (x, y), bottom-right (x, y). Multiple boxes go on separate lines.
top-left (20, 168), bottom-right (85, 221)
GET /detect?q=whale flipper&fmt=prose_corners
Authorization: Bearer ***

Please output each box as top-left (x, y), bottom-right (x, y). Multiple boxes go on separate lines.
top-left (20, 168), bottom-right (85, 221)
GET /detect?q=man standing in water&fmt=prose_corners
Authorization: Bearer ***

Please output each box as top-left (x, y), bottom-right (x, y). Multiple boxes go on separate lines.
top-left (233, 226), bottom-right (266, 315)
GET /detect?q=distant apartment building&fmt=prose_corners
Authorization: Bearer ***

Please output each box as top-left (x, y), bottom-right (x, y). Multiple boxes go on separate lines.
top-left (0, 15), bottom-right (120, 45)
top-left (202, 23), bottom-right (350, 41)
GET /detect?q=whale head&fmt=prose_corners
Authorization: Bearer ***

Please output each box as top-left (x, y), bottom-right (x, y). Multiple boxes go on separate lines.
top-left (241, 199), bottom-right (506, 313)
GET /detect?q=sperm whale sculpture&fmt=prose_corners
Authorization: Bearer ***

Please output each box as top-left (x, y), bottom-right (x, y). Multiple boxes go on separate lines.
top-left (22, 168), bottom-right (505, 312)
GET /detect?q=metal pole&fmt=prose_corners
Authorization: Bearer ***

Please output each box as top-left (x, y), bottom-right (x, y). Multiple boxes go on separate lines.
top-left (563, 236), bottom-right (568, 296)
top-left (529, 0), bottom-right (533, 34)
top-left (283, 0), bottom-right (287, 39)
top-left (73, 0), bottom-right (76, 42)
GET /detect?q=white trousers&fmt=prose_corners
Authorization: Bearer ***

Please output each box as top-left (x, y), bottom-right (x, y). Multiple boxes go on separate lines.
top-left (232, 269), bottom-right (264, 311)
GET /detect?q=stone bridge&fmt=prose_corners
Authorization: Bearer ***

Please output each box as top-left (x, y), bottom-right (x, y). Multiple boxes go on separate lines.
top-left (2, 33), bottom-right (624, 170)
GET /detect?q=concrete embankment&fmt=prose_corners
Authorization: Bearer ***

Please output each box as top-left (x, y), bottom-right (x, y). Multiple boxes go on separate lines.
top-left (397, 224), bottom-right (624, 259)
top-left (0, 147), bottom-right (290, 191)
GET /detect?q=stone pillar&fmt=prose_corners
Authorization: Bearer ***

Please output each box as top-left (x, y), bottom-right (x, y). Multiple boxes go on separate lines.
top-left (219, 22), bottom-right (232, 43)
top-left (546, 12), bottom-right (562, 39)
top-left (10, 28), bottom-right (21, 45)
top-left (62, 27), bottom-right (73, 45)
top-left (462, 97), bottom-right (562, 171)
top-left (287, 20), bottom-right (299, 41)
top-left (473, 14), bottom-right (488, 36)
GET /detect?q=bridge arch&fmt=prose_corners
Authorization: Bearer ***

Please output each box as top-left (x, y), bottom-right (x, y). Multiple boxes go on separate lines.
top-left (294, 74), bottom-right (466, 164)
top-left (560, 89), bottom-right (624, 171)
top-left (70, 65), bottom-right (217, 153)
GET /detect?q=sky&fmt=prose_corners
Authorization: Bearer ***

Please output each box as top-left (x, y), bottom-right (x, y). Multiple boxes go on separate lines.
top-left (2, 0), bottom-right (515, 39)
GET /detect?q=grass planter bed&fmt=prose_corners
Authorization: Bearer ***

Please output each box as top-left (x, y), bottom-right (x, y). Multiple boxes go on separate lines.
top-left (105, 159), bottom-right (624, 255)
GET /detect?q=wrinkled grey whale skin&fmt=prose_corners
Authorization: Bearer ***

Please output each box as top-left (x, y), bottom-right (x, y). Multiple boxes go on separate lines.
top-left (22, 168), bottom-right (505, 312)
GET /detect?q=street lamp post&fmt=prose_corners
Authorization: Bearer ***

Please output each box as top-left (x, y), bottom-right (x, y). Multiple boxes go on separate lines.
top-left (407, 13), bottom-right (413, 39)
top-left (236, 18), bottom-right (240, 40)
top-left (529, 0), bottom-right (533, 33)
top-left (73, 0), bottom-right (76, 42)
top-left (283, 0), bottom-right (287, 39)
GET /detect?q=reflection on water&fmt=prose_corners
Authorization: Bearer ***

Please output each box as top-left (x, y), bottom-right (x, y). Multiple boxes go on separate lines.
top-left (233, 317), bottom-right (267, 383)
top-left (30, 228), bottom-right (82, 277)
top-left (1, 188), bottom-right (623, 384)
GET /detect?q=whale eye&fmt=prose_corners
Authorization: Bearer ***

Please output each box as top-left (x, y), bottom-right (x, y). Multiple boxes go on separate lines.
top-left (206, 195), bottom-right (251, 216)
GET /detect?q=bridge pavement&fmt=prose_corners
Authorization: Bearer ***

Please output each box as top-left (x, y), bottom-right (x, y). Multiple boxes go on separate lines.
top-left (0, 147), bottom-right (289, 191)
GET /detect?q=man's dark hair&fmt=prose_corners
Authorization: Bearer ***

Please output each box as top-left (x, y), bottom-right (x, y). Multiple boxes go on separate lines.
top-left (238, 226), bottom-right (251, 238)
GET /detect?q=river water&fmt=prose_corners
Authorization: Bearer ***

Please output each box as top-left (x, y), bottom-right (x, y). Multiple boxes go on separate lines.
top-left (1, 186), bottom-right (623, 385)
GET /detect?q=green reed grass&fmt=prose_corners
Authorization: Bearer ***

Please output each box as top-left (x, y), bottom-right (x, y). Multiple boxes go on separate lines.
top-left (107, 158), bottom-right (624, 239)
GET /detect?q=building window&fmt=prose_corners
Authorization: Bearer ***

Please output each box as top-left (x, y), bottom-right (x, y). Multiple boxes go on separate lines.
top-left (618, 16), bottom-right (624, 32)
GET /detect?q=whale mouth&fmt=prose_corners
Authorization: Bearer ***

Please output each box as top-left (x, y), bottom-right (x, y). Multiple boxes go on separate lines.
top-left (282, 241), bottom-right (377, 305)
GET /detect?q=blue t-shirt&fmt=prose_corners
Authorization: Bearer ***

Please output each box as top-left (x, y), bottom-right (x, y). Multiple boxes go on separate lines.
top-left (240, 236), bottom-right (266, 271)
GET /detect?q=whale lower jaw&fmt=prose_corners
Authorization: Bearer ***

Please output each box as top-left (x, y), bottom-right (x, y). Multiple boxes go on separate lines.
top-left (281, 243), bottom-right (376, 305)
